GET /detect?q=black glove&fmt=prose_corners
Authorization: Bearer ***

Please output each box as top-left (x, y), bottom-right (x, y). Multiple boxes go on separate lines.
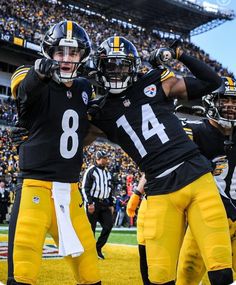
top-left (10, 126), bottom-right (29, 149)
top-left (149, 39), bottom-right (182, 68)
top-left (34, 58), bottom-right (59, 78)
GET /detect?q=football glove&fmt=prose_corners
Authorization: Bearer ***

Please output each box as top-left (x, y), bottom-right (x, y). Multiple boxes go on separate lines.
top-left (149, 39), bottom-right (182, 68)
top-left (126, 193), bottom-right (141, 218)
top-left (212, 156), bottom-right (228, 176)
top-left (34, 58), bottom-right (59, 78)
top-left (10, 126), bottom-right (29, 150)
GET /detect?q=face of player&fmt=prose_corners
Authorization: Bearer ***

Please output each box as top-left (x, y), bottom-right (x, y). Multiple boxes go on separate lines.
top-left (218, 97), bottom-right (236, 121)
top-left (53, 46), bottom-right (82, 75)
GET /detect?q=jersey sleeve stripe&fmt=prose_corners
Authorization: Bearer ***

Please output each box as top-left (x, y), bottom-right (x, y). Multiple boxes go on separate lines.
top-left (160, 69), bottom-right (175, 82)
top-left (11, 68), bottom-right (30, 99)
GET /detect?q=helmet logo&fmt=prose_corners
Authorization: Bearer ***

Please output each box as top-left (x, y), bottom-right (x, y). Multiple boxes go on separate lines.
top-left (144, 84), bottom-right (157, 97)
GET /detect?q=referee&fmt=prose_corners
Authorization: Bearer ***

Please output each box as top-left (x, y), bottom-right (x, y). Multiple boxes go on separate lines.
top-left (82, 150), bottom-right (114, 259)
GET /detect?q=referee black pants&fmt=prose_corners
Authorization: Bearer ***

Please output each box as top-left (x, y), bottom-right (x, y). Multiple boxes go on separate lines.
top-left (87, 201), bottom-right (113, 251)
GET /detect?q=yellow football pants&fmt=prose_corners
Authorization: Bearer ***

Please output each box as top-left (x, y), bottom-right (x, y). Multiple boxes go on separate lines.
top-left (143, 173), bottom-right (232, 284)
top-left (177, 218), bottom-right (236, 285)
top-left (137, 197), bottom-right (147, 246)
top-left (11, 179), bottom-right (100, 285)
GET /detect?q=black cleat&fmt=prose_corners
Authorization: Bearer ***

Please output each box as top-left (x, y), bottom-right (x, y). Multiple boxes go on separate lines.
top-left (97, 250), bottom-right (105, 260)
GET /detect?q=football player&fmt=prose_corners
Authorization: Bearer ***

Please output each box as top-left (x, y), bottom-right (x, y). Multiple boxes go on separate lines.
top-left (176, 76), bottom-right (236, 285)
top-left (88, 36), bottom-right (233, 284)
top-left (8, 21), bottom-right (101, 285)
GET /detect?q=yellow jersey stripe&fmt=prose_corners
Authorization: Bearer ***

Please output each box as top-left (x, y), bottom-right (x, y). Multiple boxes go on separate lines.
top-left (113, 36), bottom-right (120, 52)
top-left (67, 21), bottom-right (73, 40)
top-left (160, 69), bottom-right (175, 82)
top-left (11, 68), bottom-right (30, 99)
top-left (11, 67), bottom-right (30, 81)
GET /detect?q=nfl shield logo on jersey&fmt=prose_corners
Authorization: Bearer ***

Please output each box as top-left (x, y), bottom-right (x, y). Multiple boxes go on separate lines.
top-left (82, 91), bottom-right (88, 105)
top-left (66, 91), bottom-right (72, 99)
top-left (123, 99), bottom-right (131, 107)
top-left (144, 84), bottom-right (157, 97)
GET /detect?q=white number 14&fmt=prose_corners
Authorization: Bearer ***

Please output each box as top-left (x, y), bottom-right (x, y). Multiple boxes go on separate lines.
top-left (116, 104), bottom-right (169, 158)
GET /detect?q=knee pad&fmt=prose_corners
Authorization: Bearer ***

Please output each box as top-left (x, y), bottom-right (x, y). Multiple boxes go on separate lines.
top-left (7, 278), bottom-right (31, 285)
top-left (208, 268), bottom-right (233, 285)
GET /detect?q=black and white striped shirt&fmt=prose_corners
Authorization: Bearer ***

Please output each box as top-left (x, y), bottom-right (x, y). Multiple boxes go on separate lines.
top-left (82, 164), bottom-right (113, 205)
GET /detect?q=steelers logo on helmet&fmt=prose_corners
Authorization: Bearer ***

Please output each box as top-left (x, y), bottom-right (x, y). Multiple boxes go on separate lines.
top-left (94, 36), bottom-right (141, 94)
top-left (202, 77), bottom-right (236, 128)
top-left (41, 20), bottom-right (91, 83)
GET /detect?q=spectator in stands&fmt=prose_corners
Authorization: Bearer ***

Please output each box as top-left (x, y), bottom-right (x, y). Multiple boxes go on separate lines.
top-left (8, 20), bottom-right (101, 285)
top-left (115, 188), bottom-right (130, 227)
top-left (82, 150), bottom-right (114, 260)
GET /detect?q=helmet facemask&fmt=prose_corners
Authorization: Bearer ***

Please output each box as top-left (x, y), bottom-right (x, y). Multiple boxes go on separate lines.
top-left (98, 54), bottom-right (137, 94)
top-left (203, 93), bottom-right (236, 128)
top-left (51, 45), bottom-right (85, 83)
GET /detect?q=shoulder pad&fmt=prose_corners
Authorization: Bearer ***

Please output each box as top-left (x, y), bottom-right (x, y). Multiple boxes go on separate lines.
top-left (11, 65), bottom-right (31, 99)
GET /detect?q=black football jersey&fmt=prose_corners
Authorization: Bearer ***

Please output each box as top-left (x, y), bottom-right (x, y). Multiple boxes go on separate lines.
top-left (184, 119), bottom-right (236, 220)
top-left (17, 67), bottom-right (93, 182)
top-left (91, 68), bottom-right (211, 194)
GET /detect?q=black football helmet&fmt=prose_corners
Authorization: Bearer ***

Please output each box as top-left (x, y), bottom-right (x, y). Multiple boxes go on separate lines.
top-left (94, 36), bottom-right (141, 94)
top-left (202, 76), bottom-right (236, 128)
top-left (42, 20), bottom-right (91, 82)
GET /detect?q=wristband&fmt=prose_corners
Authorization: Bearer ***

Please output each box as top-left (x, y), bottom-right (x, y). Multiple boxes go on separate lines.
top-left (134, 190), bottom-right (142, 197)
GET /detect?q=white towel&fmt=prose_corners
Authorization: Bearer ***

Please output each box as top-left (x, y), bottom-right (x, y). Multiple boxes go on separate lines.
top-left (52, 182), bottom-right (84, 258)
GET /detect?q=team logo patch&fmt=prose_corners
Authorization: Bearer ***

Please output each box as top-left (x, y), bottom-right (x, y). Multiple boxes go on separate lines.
top-left (144, 84), bottom-right (156, 97)
top-left (82, 91), bottom-right (88, 105)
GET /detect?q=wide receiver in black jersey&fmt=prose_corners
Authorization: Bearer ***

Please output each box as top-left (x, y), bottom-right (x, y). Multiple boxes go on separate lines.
top-left (8, 21), bottom-right (101, 285)
top-left (176, 77), bottom-right (236, 285)
top-left (89, 36), bottom-right (234, 284)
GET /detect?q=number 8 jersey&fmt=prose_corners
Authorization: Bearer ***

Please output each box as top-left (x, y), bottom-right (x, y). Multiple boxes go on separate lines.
top-left (91, 68), bottom-right (212, 195)
top-left (11, 66), bottom-right (93, 182)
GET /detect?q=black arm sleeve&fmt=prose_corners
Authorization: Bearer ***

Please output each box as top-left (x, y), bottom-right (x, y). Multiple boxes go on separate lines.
top-left (179, 53), bottom-right (222, 99)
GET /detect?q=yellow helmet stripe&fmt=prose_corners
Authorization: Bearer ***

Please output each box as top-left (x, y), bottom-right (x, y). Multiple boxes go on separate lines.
top-left (226, 76), bottom-right (234, 90)
top-left (113, 36), bottom-right (120, 52)
top-left (67, 21), bottom-right (73, 40)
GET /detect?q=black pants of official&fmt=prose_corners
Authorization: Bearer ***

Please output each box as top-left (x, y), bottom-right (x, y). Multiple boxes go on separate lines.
top-left (87, 201), bottom-right (113, 251)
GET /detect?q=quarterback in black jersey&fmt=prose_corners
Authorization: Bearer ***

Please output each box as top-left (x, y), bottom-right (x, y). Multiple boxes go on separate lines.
top-left (8, 21), bottom-right (101, 285)
top-left (177, 77), bottom-right (236, 285)
top-left (89, 36), bottom-right (233, 284)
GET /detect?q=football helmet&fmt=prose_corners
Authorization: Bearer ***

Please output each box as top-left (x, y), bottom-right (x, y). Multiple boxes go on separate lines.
top-left (203, 77), bottom-right (236, 128)
top-left (42, 20), bottom-right (91, 83)
top-left (94, 36), bottom-right (141, 94)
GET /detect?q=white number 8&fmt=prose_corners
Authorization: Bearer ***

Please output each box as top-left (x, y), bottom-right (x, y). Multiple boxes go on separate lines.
top-left (60, 109), bottom-right (79, 159)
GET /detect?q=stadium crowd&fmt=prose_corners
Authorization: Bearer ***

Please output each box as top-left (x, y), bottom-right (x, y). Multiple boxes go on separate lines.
top-left (0, 0), bottom-right (234, 78)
